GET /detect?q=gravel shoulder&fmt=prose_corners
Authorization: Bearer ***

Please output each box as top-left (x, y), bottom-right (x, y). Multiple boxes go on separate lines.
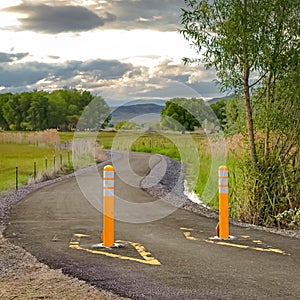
top-left (0, 151), bottom-right (299, 299)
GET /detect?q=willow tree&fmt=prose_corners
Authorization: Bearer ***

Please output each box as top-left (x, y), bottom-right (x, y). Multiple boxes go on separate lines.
top-left (180, 0), bottom-right (299, 168)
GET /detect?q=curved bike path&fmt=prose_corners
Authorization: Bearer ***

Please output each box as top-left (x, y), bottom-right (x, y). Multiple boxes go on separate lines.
top-left (5, 152), bottom-right (300, 299)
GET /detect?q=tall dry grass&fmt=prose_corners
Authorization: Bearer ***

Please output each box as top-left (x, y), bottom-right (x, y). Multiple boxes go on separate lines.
top-left (0, 129), bottom-right (60, 147)
top-left (72, 139), bottom-right (107, 168)
top-left (225, 132), bottom-right (300, 229)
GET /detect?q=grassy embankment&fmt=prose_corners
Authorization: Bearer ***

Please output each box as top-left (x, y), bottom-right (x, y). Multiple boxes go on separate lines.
top-left (0, 144), bottom-right (71, 191)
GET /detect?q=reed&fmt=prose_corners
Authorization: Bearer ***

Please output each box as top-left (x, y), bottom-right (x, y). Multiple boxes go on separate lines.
top-left (0, 129), bottom-right (60, 147)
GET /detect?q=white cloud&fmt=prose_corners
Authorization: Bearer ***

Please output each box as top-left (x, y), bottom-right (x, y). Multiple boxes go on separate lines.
top-left (0, 1), bottom-right (22, 10)
top-left (188, 69), bottom-right (217, 83)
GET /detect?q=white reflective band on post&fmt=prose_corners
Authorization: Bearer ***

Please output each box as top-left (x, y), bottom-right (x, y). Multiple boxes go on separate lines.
top-left (219, 187), bottom-right (228, 194)
top-left (219, 178), bottom-right (228, 185)
top-left (104, 180), bottom-right (114, 187)
top-left (219, 170), bottom-right (228, 177)
top-left (104, 171), bottom-right (114, 179)
top-left (104, 189), bottom-right (114, 196)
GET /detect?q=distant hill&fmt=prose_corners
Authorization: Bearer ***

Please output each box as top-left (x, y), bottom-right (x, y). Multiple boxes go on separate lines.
top-left (110, 103), bottom-right (164, 125)
top-left (206, 94), bottom-right (235, 105)
top-left (122, 99), bottom-right (167, 106)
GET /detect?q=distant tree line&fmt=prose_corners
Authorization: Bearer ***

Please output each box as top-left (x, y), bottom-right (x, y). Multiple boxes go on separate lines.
top-left (0, 89), bottom-right (110, 131)
top-left (160, 97), bottom-right (224, 132)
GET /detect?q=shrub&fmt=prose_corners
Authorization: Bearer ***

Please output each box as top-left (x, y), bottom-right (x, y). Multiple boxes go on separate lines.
top-left (275, 209), bottom-right (300, 229)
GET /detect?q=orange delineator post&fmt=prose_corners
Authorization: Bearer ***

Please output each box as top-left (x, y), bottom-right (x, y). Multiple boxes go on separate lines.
top-left (103, 165), bottom-right (115, 247)
top-left (218, 166), bottom-right (229, 239)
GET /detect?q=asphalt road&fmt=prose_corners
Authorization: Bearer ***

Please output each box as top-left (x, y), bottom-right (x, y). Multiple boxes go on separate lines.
top-left (5, 152), bottom-right (300, 299)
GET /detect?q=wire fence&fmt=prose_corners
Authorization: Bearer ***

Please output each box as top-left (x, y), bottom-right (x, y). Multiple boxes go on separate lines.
top-left (13, 151), bottom-right (72, 191)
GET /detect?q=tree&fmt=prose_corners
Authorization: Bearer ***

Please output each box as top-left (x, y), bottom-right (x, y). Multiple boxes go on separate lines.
top-left (115, 121), bottom-right (140, 130)
top-left (0, 93), bottom-right (11, 130)
top-left (180, 0), bottom-right (300, 227)
top-left (224, 96), bottom-right (246, 136)
top-left (180, 0), bottom-right (299, 168)
top-left (161, 98), bottom-right (208, 131)
top-left (79, 90), bottom-right (94, 111)
top-left (47, 91), bottom-right (67, 129)
top-left (210, 100), bottom-right (227, 129)
top-left (0, 89), bottom-right (106, 131)
top-left (47, 89), bottom-right (95, 130)
top-left (2, 94), bottom-right (23, 130)
top-left (27, 92), bottom-right (49, 130)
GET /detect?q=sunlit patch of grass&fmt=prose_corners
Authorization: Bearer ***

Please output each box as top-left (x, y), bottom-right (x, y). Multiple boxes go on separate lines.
top-left (0, 143), bottom-right (69, 191)
top-left (59, 132), bottom-right (74, 143)
top-left (98, 132), bottom-right (117, 149)
top-left (59, 131), bottom-right (117, 150)
top-left (130, 134), bottom-right (181, 160)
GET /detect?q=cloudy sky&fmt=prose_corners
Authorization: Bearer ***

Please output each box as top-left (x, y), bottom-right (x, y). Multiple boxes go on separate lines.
top-left (0, 0), bottom-right (224, 105)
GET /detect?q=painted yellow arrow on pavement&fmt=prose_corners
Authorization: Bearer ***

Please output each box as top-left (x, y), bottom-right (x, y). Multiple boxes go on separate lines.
top-left (69, 234), bottom-right (161, 266)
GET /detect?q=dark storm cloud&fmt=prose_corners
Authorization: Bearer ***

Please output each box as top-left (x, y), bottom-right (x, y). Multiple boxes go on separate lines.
top-left (0, 52), bottom-right (29, 63)
top-left (0, 62), bottom-right (51, 87)
top-left (0, 59), bottom-right (133, 88)
top-left (3, 0), bottom-right (184, 33)
top-left (4, 3), bottom-right (116, 33)
top-left (80, 60), bottom-right (132, 78)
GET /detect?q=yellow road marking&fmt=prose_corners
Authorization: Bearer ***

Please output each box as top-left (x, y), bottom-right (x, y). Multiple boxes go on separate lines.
top-left (74, 234), bottom-right (89, 237)
top-left (252, 240), bottom-right (263, 245)
top-left (69, 234), bottom-right (161, 266)
top-left (204, 239), bottom-right (287, 254)
top-left (183, 232), bottom-right (198, 241)
top-left (180, 227), bottom-right (194, 231)
top-left (117, 240), bottom-right (160, 265)
top-left (180, 228), bottom-right (289, 255)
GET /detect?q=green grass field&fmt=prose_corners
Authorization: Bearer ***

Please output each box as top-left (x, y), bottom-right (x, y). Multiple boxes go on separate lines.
top-left (0, 143), bottom-right (69, 191)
